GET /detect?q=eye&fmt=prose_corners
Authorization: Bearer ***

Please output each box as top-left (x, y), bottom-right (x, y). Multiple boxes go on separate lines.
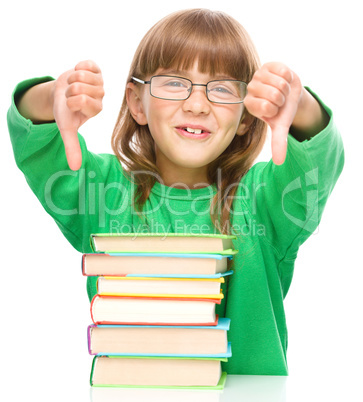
top-left (155, 75), bottom-right (189, 89)
top-left (162, 78), bottom-right (189, 89)
top-left (207, 81), bottom-right (244, 101)
top-left (153, 77), bottom-right (190, 94)
top-left (209, 84), bottom-right (233, 95)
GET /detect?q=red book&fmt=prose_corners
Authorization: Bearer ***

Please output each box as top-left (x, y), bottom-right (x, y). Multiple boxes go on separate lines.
top-left (90, 295), bottom-right (221, 326)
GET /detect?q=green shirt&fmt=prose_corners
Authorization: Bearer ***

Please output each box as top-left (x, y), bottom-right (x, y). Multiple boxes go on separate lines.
top-left (8, 77), bottom-right (344, 375)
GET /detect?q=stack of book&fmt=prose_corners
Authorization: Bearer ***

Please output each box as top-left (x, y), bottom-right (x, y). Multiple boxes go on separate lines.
top-left (82, 233), bottom-right (237, 389)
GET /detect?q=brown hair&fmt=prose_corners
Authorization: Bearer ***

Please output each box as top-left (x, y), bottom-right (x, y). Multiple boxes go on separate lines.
top-left (111, 8), bottom-right (267, 234)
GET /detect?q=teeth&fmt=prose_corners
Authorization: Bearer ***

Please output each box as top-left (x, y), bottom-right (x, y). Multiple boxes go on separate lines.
top-left (186, 127), bottom-right (203, 134)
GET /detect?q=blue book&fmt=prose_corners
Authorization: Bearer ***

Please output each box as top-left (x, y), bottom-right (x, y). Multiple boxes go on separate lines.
top-left (82, 251), bottom-right (235, 277)
top-left (88, 318), bottom-right (231, 357)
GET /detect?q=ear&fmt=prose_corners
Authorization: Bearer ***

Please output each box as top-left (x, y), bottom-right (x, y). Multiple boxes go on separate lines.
top-left (126, 82), bottom-right (148, 125)
top-left (236, 110), bottom-right (254, 136)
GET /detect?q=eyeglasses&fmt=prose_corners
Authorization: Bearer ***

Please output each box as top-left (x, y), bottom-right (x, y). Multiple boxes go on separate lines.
top-left (132, 75), bottom-right (247, 104)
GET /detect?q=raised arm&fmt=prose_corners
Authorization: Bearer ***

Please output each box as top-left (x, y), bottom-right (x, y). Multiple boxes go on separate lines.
top-left (240, 64), bottom-right (344, 271)
top-left (16, 60), bottom-right (104, 170)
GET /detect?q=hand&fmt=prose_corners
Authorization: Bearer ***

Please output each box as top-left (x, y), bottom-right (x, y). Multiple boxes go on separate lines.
top-left (53, 60), bottom-right (104, 170)
top-left (244, 62), bottom-right (303, 165)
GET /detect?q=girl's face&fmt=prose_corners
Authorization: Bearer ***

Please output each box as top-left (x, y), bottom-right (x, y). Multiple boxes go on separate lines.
top-left (128, 62), bottom-right (246, 186)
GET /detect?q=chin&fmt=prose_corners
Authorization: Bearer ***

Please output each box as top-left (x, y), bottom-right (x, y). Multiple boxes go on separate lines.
top-left (176, 158), bottom-right (211, 169)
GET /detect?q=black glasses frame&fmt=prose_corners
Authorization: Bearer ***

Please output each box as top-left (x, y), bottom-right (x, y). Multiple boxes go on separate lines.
top-left (132, 75), bottom-right (247, 104)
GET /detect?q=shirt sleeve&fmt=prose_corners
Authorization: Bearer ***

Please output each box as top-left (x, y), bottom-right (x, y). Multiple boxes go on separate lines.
top-left (237, 88), bottom-right (344, 267)
top-left (7, 77), bottom-right (129, 253)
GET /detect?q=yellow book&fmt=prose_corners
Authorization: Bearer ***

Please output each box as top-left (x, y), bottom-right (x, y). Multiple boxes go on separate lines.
top-left (97, 276), bottom-right (226, 299)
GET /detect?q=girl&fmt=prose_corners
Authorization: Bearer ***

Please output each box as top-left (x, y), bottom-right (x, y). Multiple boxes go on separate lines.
top-left (8, 9), bottom-right (344, 375)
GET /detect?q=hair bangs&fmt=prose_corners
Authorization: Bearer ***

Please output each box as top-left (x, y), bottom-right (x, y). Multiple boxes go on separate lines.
top-left (133, 9), bottom-right (259, 82)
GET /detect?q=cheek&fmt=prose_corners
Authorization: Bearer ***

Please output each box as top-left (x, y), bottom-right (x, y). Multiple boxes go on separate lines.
top-left (143, 99), bottom-right (174, 129)
top-left (231, 104), bottom-right (245, 126)
top-left (223, 108), bottom-right (244, 137)
top-left (217, 104), bottom-right (244, 127)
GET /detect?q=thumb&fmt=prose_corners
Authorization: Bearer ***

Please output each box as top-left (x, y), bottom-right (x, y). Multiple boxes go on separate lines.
top-left (60, 128), bottom-right (82, 171)
top-left (269, 75), bottom-right (301, 165)
top-left (271, 125), bottom-right (288, 165)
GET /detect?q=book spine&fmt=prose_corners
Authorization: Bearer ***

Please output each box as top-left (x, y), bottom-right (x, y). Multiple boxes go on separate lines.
top-left (89, 317), bottom-right (232, 330)
top-left (87, 325), bottom-right (96, 355)
top-left (92, 294), bottom-right (222, 303)
top-left (101, 276), bottom-right (224, 282)
top-left (90, 356), bottom-right (97, 386)
top-left (92, 315), bottom-right (219, 327)
top-left (90, 235), bottom-right (97, 252)
top-left (81, 254), bottom-right (86, 275)
top-left (97, 293), bottom-right (224, 300)
top-left (94, 342), bottom-right (232, 358)
top-left (90, 296), bottom-right (97, 325)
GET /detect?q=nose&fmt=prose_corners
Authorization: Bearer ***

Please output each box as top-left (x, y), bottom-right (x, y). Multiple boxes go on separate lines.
top-left (182, 85), bottom-right (211, 115)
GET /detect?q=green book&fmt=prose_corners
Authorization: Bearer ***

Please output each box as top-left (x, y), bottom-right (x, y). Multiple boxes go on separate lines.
top-left (90, 355), bottom-right (228, 389)
top-left (90, 233), bottom-right (237, 254)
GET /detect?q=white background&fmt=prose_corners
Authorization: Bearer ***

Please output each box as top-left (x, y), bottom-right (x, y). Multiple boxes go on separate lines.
top-left (0, 1), bottom-right (362, 401)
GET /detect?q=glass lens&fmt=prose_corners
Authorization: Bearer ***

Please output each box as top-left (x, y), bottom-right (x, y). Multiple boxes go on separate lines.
top-left (151, 76), bottom-right (191, 100)
top-left (207, 80), bottom-right (247, 103)
top-left (149, 76), bottom-right (247, 103)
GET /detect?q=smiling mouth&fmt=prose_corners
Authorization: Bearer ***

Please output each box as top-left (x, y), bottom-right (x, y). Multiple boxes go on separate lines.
top-left (176, 127), bottom-right (211, 139)
top-left (176, 126), bottom-right (211, 138)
